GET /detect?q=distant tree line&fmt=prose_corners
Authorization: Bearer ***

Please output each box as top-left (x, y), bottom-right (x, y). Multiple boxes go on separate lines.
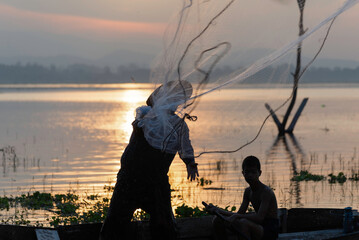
top-left (0, 62), bottom-right (357, 84)
top-left (300, 66), bottom-right (359, 83)
top-left (0, 63), bottom-right (150, 84)
top-left (239, 64), bottom-right (359, 84)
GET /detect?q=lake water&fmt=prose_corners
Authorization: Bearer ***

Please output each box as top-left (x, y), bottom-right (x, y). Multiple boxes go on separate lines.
top-left (1, 83), bottom-right (359, 214)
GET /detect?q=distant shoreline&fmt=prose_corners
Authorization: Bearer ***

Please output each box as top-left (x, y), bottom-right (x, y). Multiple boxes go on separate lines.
top-left (0, 82), bottom-right (359, 92)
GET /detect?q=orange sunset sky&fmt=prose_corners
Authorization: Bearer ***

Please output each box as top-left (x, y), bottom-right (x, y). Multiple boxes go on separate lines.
top-left (0, 0), bottom-right (358, 67)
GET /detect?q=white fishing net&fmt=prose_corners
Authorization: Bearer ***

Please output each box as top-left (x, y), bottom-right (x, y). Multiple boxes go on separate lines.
top-left (138, 0), bottom-right (359, 157)
top-left (136, 80), bottom-right (195, 157)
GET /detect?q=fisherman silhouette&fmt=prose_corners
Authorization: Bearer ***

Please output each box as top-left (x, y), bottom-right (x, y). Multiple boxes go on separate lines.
top-left (99, 80), bottom-right (199, 240)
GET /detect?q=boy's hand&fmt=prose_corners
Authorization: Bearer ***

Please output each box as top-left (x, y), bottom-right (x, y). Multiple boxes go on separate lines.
top-left (186, 162), bottom-right (199, 181)
top-left (205, 203), bottom-right (218, 214)
top-left (226, 213), bottom-right (239, 223)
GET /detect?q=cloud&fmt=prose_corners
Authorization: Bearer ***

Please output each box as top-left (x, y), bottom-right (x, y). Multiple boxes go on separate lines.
top-left (270, 0), bottom-right (291, 5)
top-left (0, 4), bottom-right (166, 39)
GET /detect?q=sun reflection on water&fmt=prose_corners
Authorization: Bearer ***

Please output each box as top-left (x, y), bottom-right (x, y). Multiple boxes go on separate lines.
top-left (106, 89), bottom-right (152, 172)
top-left (115, 89), bottom-right (151, 103)
top-left (114, 89), bottom-right (151, 141)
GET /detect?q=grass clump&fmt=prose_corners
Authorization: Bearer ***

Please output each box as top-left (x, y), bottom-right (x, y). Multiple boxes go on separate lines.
top-left (291, 170), bottom-right (325, 182)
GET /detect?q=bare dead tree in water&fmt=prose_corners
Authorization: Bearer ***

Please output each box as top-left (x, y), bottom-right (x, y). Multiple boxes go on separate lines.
top-left (196, 0), bottom-right (336, 157)
top-left (266, 0), bottom-right (335, 136)
top-left (280, 0), bottom-right (307, 135)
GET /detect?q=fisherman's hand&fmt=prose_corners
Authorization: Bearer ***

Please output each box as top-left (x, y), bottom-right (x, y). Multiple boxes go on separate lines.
top-left (186, 162), bottom-right (199, 181)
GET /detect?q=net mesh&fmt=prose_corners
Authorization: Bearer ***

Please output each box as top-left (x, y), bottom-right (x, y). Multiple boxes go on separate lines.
top-left (139, 0), bottom-right (359, 157)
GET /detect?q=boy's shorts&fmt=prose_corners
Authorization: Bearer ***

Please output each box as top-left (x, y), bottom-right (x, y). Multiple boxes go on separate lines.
top-left (262, 218), bottom-right (279, 240)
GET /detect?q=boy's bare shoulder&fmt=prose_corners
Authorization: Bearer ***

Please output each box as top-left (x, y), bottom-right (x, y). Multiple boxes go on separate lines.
top-left (246, 184), bottom-right (276, 200)
top-left (262, 184), bottom-right (276, 197)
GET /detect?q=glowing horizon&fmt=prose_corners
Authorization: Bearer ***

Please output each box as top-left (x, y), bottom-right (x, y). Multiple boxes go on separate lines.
top-left (0, 4), bottom-right (166, 38)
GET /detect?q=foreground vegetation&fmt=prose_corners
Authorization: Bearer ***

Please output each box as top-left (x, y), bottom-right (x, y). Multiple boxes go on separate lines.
top-left (2, 169), bottom-right (357, 227)
top-left (0, 189), bottom-right (110, 227)
top-left (0, 183), bottom-right (229, 227)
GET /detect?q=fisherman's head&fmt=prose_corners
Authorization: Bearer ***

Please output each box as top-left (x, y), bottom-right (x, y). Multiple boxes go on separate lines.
top-left (146, 80), bottom-right (193, 108)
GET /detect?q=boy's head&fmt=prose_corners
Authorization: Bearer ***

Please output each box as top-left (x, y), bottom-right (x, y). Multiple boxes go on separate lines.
top-left (242, 155), bottom-right (261, 184)
top-left (242, 155), bottom-right (261, 171)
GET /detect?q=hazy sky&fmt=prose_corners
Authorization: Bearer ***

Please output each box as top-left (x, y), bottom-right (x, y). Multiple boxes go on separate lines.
top-left (0, 0), bottom-right (358, 65)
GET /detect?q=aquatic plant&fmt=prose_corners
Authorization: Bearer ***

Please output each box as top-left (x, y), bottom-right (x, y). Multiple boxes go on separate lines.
top-left (132, 209), bottom-right (150, 221)
top-left (247, 204), bottom-right (254, 213)
top-left (216, 160), bottom-right (222, 171)
top-left (54, 193), bottom-right (79, 203)
top-left (349, 173), bottom-right (359, 181)
top-left (291, 170), bottom-right (325, 182)
top-left (16, 191), bottom-right (53, 209)
top-left (49, 197), bottom-right (110, 226)
top-left (174, 203), bottom-right (239, 218)
top-left (328, 172), bottom-right (347, 184)
top-left (175, 204), bottom-right (209, 218)
top-left (103, 185), bottom-right (115, 192)
top-left (53, 193), bottom-right (80, 215)
top-left (86, 194), bottom-right (100, 200)
top-left (0, 196), bottom-right (10, 210)
top-left (0, 188), bottom-right (255, 226)
top-left (197, 177), bottom-right (213, 186)
top-left (225, 205), bottom-right (237, 212)
top-left (0, 190), bottom-right (111, 226)
top-left (1, 209), bottom-right (30, 226)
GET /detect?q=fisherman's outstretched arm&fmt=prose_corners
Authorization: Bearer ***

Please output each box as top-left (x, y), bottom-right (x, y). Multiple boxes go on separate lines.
top-left (179, 123), bottom-right (198, 181)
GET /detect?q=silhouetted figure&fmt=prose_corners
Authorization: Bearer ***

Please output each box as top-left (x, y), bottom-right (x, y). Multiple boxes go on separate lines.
top-left (99, 81), bottom-right (198, 240)
top-left (206, 156), bottom-right (279, 240)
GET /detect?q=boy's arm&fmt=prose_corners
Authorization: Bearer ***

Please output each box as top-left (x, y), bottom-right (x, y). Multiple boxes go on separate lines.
top-left (237, 188), bottom-right (250, 214)
top-left (205, 188), bottom-right (250, 217)
top-left (205, 203), bottom-right (235, 217)
top-left (228, 187), bottom-right (273, 224)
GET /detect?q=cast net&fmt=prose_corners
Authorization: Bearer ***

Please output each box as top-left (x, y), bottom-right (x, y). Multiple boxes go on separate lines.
top-left (139, 0), bottom-right (359, 158)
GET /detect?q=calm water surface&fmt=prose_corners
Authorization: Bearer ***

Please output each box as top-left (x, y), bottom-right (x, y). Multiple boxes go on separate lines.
top-left (1, 84), bottom-right (359, 213)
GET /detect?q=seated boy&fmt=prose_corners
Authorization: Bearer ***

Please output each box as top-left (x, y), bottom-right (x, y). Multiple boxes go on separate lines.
top-left (205, 155), bottom-right (279, 240)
